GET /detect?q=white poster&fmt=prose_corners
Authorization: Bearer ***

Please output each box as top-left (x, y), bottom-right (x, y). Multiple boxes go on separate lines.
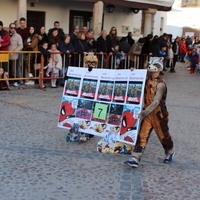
top-left (58, 67), bottom-right (147, 145)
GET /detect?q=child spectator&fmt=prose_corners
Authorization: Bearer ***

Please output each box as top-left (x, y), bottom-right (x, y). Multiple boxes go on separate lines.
top-left (112, 44), bottom-right (125, 68)
top-left (46, 43), bottom-right (62, 88)
top-left (159, 45), bottom-right (168, 72)
top-left (37, 42), bottom-right (50, 88)
top-left (179, 38), bottom-right (187, 62)
top-left (0, 68), bottom-right (10, 90)
top-left (188, 50), bottom-right (199, 74)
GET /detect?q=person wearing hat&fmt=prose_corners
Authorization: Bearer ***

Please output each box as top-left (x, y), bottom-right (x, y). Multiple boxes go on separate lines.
top-left (124, 57), bottom-right (175, 168)
top-left (0, 20), bottom-right (10, 72)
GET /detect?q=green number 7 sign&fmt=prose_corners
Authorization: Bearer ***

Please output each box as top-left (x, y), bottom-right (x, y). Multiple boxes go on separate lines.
top-left (93, 103), bottom-right (108, 120)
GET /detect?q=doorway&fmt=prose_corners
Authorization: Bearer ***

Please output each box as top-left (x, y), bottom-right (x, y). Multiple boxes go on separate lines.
top-left (27, 11), bottom-right (45, 30)
top-left (69, 10), bottom-right (92, 32)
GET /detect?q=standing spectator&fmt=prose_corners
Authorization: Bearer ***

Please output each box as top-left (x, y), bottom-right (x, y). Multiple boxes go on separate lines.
top-left (38, 26), bottom-right (48, 46)
top-left (159, 33), bottom-right (168, 49)
top-left (171, 37), bottom-right (180, 73)
top-left (119, 37), bottom-right (131, 53)
top-left (166, 34), bottom-right (173, 69)
top-left (8, 23), bottom-right (23, 86)
top-left (48, 28), bottom-right (60, 47)
top-left (179, 38), bottom-right (187, 62)
top-left (193, 37), bottom-right (200, 46)
top-left (141, 34), bottom-right (153, 55)
top-left (159, 45), bottom-right (168, 72)
top-left (36, 42), bottom-right (50, 88)
top-left (48, 21), bottom-right (65, 41)
top-left (129, 38), bottom-right (146, 69)
top-left (106, 27), bottom-right (119, 50)
top-left (74, 31), bottom-right (89, 53)
top-left (186, 36), bottom-right (192, 48)
top-left (149, 37), bottom-right (160, 57)
top-left (96, 30), bottom-right (111, 68)
top-left (85, 28), bottom-right (96, 52)
top-left (24, 26), bottom-right (40, 85)
top-left (16, 17), bottom-right (29, 43)
top-left (69, 25), bottom-right (79, 46)
top-left (97, 30), bottom-right (111, 53)
top-left (59, 35), bottom-right (75, 84)
top-left (126, 32), bottom-right (135, 47)
top-left (74, 31), bottom-right (89, 66)
top-left (16, 17), bottom-right (29, 84)
top-left (59, 35), bottom-right (75, 55)
top-left (0, 21), bottom-right (10, 71)
top-left (81, 26), bottom-right (88, 35)
top-left (46, 43), bottom-right (62, 88)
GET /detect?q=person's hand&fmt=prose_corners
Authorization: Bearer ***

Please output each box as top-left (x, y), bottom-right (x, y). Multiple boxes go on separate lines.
top-left (109, 52), bottom-right (113, 56)
top-left (130, 67), bottom-right (135, 71)
top-left (138, 111), bottom-right (145, 121)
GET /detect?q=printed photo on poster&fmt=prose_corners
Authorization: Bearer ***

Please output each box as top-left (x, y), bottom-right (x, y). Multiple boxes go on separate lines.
top-left (64, 78), bottom-right (81, 96)
top-left (97, 81), bottom-right (114, 101)
top-left (119, 105), bottom-right (140, 143)
top-left (113, 81), bottom-right (127, 102)
top-left (58, 98), bottom-right (78, 128)
top-left (108, 104), bottom-right (124, 126)
top-left (126, 81), bottom-right (143, 104)
top-left (81, 79), bottom-right (97, 99)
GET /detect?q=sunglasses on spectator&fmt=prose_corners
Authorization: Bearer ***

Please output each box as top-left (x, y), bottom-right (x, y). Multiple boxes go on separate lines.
top-left (112, 29), bottom-right (116, 31)
top-left (10, 27), bottom-right (16, 29)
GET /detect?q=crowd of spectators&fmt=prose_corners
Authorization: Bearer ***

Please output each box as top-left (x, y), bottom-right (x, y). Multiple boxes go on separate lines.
top-left (1, 17), bottom-right (200, 89)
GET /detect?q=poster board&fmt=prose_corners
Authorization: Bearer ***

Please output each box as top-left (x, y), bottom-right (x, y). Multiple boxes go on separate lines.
top-left (58, 67), bottom-right (147, 146)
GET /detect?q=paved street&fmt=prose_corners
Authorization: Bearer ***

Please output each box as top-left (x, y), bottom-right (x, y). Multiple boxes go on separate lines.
top-left (0, 62), bottom-right (200, 200)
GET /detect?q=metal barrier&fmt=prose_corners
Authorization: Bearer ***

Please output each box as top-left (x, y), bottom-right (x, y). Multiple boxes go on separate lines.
top-left (0, 51), bottom-right (149, 89)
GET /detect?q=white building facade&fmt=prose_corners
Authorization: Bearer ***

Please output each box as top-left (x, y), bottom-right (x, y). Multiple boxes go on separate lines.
top-left (1, 0), bottom-right (175, 39)
top-left (167, 0), bottom-right (200, 38)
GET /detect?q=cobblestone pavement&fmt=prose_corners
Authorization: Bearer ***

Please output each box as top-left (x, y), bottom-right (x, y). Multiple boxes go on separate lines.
top-left (1, 62), bottom-right (200, 200)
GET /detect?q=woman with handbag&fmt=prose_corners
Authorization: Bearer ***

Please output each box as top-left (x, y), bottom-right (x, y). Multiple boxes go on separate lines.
top-left (23, 26), bottom-right (40, 85)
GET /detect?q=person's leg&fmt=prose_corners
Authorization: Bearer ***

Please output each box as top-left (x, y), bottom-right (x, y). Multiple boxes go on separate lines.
top-left (124, 116), bottom-right (153, 167)
top-left (152, 113), bottom-right (174, 163)
top-left (46, 63), bottom-right (53, 77)
top-left (51, 72), bottom-right (58, 87)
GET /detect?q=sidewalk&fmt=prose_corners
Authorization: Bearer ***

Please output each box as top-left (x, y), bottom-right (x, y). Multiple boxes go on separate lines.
top-left (0, 62), bottom-right (200, 200)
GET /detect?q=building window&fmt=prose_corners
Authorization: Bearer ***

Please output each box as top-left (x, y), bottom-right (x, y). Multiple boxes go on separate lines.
top-left (182, 0), bottom-right (200, 7)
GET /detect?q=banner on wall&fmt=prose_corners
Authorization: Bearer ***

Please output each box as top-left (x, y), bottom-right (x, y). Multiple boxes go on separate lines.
top-left (58, 67), bottom-right (147, 146)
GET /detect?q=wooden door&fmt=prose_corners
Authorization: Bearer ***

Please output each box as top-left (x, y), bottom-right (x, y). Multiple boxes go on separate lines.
top-left (27, 11), bottom-right (45, 30)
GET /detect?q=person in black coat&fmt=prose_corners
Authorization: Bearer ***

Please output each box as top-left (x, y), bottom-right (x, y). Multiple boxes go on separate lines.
top-left (106, 27), bottom-right (119, 51)
top-left (97, 30), bottom-right (112, 53)
top-left (127, 32), bottom-right (135, 46)
top-left (58, 35), bottom-right (75, 84)
top-left (149, 38), bottom-right (160, 57)
top-left (69, 25), bottom-right (79, 46)
top-left (74, 31), bottom-right (89, 53)
top-left (73, 31), bottom-right (89, 66)
top-left (141, 34), bottom-right (153, 55)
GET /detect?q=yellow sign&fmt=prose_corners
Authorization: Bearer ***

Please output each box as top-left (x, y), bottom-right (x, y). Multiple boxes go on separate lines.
top-left (0, 54), bottom-right (9, 62)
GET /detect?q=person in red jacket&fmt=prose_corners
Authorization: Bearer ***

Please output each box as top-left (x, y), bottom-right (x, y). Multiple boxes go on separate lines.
top-left (179, 38), bottom-right (187, 62)
top-left (0, 21), bottom-right (10, 71)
